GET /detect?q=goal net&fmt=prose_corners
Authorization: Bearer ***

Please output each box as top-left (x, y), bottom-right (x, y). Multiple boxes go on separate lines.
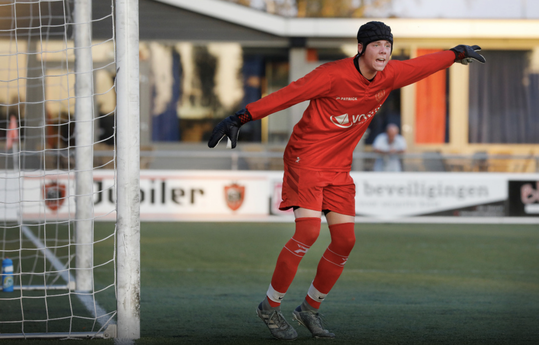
top-left (0, 0), bottom-right (139, 340)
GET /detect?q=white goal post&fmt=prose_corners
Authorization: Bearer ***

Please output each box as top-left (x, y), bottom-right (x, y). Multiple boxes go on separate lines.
top-left (115, 0), bottom-right (141, 341)
top-left (0, 0), bottom-right (140, 341)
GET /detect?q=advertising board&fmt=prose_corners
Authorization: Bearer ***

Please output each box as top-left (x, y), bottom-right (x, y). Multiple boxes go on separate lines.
top-left (2, 170), bottom-right (538, 223)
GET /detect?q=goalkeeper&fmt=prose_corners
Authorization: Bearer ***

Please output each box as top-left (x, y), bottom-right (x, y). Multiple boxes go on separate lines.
top-left (208, 21), bottom-right (485, 340)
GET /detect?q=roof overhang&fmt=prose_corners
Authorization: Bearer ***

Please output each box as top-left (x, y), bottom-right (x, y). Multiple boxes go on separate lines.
top-left (156, 0), bottom-right (539, 39)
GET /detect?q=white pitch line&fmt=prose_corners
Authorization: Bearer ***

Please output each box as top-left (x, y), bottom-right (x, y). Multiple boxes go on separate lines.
top-left (21, 225), bottom-right (115, 329)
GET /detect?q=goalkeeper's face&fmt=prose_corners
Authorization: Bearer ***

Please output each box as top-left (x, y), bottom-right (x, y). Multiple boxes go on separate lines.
top-left (359, 40), bottom-right (391, 74)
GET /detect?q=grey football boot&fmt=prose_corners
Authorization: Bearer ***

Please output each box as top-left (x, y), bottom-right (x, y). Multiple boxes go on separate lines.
top-left (256, 302), bottom-right (298, 340)
top-left (292, 306), bottom-right (335, 338)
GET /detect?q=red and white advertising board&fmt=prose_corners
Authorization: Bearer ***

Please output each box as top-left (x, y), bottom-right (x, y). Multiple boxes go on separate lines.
top-left (2, 170), bottom-right (538, 223)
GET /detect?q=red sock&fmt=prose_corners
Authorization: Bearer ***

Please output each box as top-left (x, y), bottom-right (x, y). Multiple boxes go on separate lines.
top-left (266, 217), bottom-right (321, 307)
top-left (306, 222), bottom-right (356, 309)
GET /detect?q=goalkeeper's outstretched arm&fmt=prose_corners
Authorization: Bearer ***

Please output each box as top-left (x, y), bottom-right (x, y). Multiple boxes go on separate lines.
top-left (450, 45), bottom-right (486, 65)
top-left (207, 108), bottom-right (252, 149)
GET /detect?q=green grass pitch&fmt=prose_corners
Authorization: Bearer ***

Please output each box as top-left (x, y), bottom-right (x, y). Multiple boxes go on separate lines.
top-left (1, 221), bottom-right (538, 344)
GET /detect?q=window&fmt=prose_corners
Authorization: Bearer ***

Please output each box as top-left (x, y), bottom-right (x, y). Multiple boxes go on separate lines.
top-left (468, 50), bottom-right (539, 144)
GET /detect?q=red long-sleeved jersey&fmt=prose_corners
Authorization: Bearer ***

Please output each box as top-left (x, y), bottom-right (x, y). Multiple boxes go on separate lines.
top-left (246, 50), bottom-right (455, 172)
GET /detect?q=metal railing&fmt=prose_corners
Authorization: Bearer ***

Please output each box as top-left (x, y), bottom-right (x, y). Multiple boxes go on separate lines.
top-left (121, 150), bottom-right (539, 172)
top-left (2, 149), bottom-right (538, 172)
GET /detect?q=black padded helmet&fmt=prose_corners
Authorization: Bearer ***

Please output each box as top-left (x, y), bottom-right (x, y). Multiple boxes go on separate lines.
top-left (356, 21), bottom-right (393, 56)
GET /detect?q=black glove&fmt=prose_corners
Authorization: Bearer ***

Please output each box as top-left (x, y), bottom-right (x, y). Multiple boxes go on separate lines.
top-left (207, 109), bottom-right (252, 149)
top-left (450, 45), bottom-right (486, 65)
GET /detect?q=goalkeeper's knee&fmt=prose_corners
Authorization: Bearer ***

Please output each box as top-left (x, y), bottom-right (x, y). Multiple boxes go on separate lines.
top-left (328, 222), bottom-right (356, 257)
top-left (285, 217), bottom-right (321, 257)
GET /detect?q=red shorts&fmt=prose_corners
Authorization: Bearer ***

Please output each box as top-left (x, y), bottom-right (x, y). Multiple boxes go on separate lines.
top-left (279, 164), bottom-right (356, 216)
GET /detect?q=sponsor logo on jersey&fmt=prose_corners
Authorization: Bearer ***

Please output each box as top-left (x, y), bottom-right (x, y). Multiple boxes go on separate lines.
top-left (330, 114), bottom-right (353, 128)
top-left (329, 104), bottom-right (382, 129)
top-left (224, 183), bottom-right (245, 211)
top-left (336, 96), bottom-right (358, 101)
top-left (375, 89), bottom-right (387, 102)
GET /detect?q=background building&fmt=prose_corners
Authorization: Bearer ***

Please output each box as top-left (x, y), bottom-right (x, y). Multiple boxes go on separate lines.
top-left (3, 0), bottom-right (539, 171)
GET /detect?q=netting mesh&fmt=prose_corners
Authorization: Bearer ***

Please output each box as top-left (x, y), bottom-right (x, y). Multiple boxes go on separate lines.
top-left (0, 0), bottom-right (117, 338)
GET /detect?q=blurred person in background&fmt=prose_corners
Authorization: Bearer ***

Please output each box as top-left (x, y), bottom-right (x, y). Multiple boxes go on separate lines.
top-left (372, 123), bottom-right (407, 172)
top-left (208, 21), bottom-right (485, 340)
